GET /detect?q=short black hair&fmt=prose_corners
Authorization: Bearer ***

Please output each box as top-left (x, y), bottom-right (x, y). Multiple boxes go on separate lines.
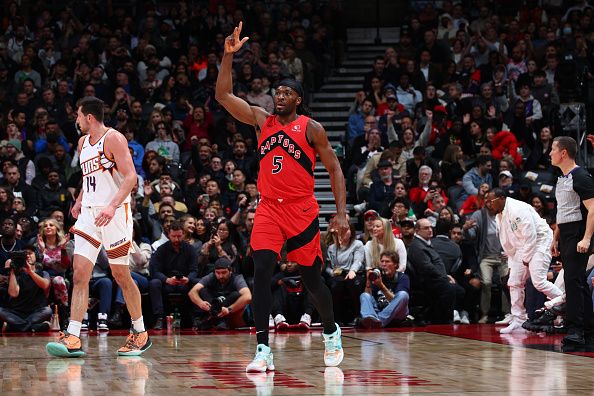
top-left (169, 220), bottom-right (183, 232)
top-left (78, 96), bottom-right (105, 122)
top-left (476, 155), bottom-right (493, 166)
top-left (490, 187), bottom-right (507, 199)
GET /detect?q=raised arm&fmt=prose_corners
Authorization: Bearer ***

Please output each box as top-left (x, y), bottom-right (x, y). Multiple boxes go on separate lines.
top-left (215, 22), bottom-right (269, 133)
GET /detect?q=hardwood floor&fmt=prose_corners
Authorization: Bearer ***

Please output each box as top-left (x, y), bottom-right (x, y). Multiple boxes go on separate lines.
top-left (1, 325), bottom-right (594, 395)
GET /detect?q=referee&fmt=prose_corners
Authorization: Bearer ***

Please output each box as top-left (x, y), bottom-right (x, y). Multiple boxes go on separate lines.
top-left (550, 136), bottom-right (594, 346)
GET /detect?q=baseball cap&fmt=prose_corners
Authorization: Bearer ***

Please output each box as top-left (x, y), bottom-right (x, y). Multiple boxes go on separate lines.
top-left (363, 210), bottom-right (379, 221)
top-left (499, 170), bottom-right (513, 178)
top-left (214, 257), bottom-right (233, 269)
top-left (400, 217), bottom-right (415, 228)
top-left (386, 93), bottom-right (397, 101)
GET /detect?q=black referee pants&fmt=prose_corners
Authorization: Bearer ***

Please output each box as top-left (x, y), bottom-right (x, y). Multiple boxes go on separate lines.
top-left (559, 221), bottom-right (594, 336)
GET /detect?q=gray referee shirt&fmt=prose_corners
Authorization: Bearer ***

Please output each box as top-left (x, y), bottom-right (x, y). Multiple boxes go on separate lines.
top-left (555, 166), bottom-right (594, 225)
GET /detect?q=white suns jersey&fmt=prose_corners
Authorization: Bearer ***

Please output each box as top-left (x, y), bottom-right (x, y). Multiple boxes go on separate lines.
top-left (79, 129), bottom-right (130, 207)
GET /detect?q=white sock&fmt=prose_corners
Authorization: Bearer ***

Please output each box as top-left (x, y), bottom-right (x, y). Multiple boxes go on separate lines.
top-left (132, 316), bottom-right (145, 333)
top-left (67, 320), bottom-right (82, 337)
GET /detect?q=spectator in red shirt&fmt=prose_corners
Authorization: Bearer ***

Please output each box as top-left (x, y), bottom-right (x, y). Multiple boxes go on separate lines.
top-left (182, 103), bottom-right (214, 151)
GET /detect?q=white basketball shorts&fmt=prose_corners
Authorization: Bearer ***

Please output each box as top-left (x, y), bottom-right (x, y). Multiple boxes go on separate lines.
top-left (70, 204), bottom-right (132, 265)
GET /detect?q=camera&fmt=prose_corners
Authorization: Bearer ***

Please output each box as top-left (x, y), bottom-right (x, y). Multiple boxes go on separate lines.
top-left (368, 268), bottom-right (382, 282)
top-left (9, 250), bottom-right (28, 272)
top-left (377, 291), bottom-right (389, 310)
top-left (210, 296), bottom-right (227, 316)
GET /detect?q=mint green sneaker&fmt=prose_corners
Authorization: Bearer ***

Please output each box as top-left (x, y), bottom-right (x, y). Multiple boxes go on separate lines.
top-left (322, 324), bottom-right (344, 367)
top-left (246, 344), bottom-right (275, 372)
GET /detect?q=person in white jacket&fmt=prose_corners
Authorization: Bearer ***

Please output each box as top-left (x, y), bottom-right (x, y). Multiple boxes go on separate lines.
top-left (485, 188), bottom-right (563, 333)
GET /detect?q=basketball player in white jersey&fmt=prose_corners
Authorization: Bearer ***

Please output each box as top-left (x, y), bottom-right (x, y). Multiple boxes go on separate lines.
top-left (47, 96), bottom-right (151, 357)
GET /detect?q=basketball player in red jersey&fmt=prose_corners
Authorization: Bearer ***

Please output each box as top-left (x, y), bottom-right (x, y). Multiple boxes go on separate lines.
top-left (216, 23), bottom-right (349, 372)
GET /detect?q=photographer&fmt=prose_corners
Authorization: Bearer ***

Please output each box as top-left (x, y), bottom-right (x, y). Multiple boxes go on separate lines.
top-left (189, 258), bottom-right (251, 330)
top-left (0, 246), bottom-right (52, 332)
top-left (359, 251), bottom-right (410, 328)
top-left (270, 260), bottom-right (316, 330)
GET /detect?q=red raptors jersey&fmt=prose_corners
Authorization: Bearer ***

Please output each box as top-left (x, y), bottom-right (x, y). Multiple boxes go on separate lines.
top-left (258, 115), bottom-right (316, 199)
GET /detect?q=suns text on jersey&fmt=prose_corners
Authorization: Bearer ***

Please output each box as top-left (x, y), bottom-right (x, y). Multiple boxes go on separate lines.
top-left (260, 134), bottom-right (302, 159)
top-left (81, 155), bottom-right (101, 176)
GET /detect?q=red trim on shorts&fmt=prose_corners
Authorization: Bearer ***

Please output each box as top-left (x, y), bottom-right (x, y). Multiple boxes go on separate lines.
top-left (70, 226), bottom-right (101, 249)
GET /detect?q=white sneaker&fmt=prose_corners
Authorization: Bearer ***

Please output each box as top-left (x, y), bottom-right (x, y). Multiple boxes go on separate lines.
top-left (495, 313), bottom-right (513, 325)
top-left (453, 310), bottom-right (461, 324)
top-left (353, 202), bottom-right (367, 214)
top-left (81, 313), bottom-right (89, 331)
top-left (499, 319), bottom-right (525, 334)
top-left (97, 313), bottom-right (109, 331)
top-left (274, 314), bottom-right (288, 330)
top-left (460, 311), bottom-right (470, 325)
top-left (299, 313), bottom-right (312, 327)
top-left (246, 344), bottom-right (275, 373)
top-left (322, 324), bottom-right (344, 367)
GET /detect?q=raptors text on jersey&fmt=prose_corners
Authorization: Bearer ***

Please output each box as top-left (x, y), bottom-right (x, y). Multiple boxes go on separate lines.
top-left (257, 115), bottom-right (317, 200)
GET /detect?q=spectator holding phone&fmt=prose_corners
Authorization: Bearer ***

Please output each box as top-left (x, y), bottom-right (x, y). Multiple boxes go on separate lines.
top-left (148, 221), bottom-right (199, 330)
top-left (326, 223), bottom-right (365, 325)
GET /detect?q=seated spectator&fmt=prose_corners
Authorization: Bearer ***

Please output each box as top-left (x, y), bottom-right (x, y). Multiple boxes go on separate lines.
top-left (359, 250), bottom-right (410, 328)
top-left (83, 248), bottom-right (112, 331)
top-left (109, 221), bottom-right (151, 329)
top-left (199, 219), bottom-right (240, 274)
top-left (364, 217), bottom-right (406, 272)
top-left (0, 245), bottom-right (51, 332)
top-left (347, 98), bottom-right (374, 143)
top-left (5, 139), bottom-right (34, 185)
top-left (179, 215), bottom-right (203, 257)
top-left (35, 218), bottom-right (70, 326)
top-left (326, 224), bottom-right (365, 325)
top-left (459, 182), bottom-right (490, 218)
top-left (2, 164), bottom-right (37, 216)
top-left (431, 220), bottom-right (467, 324)
top-left (407, 218), bottom-right (456, 324)
top-left (367, 160), bottom-right (395, 218)
top-left (462, 155), bottom-right (493, 200)
top-left (396, 73), bottom-right (422, 113)
top-left (358, 209), bottom-right (379, 244)
top-left (440, 144), bottom-right (467, 188)
top-left (36, 168), bottom-right (71, 219)
top-left (148, 221), bottom-right (199, 330)
top-left (145, 122), bottom-right (180, 163)
top-left (0, 186), bottom-right (16, 221)
top-left (188, 257), bottom-right (252, 330)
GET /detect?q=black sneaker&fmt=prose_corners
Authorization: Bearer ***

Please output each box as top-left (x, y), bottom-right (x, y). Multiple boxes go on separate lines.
top-left (31, 321), bottom-right (50, 332)
top-left (108, 305), bottom-right (124, 329)
top-left (153, 317), bottom-right (164, 330)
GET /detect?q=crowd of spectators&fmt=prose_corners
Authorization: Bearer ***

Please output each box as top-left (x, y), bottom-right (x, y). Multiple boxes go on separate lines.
top-left (345, 0), bottom-right (594, 325)
top-left (2, 0), bottom-right (594, 332)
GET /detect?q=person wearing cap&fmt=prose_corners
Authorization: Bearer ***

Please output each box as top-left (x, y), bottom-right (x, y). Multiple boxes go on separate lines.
top-left (498, 170), bottom-right (518, 196)
top-left (188, 257), bottom-right (251, 330)
top-left (216, 22), bottom-right (348, 371)
top-left (359, 209), bottom-right (380, 244)
top-left (485, 188), bottom-right (563, 333)
top-left (5, 139), bottom-right (34, 185)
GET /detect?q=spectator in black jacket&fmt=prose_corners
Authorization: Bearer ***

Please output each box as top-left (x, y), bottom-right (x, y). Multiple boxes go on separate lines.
top-left (148, 221), bottom-right (199, 329)
top-left (2, 164), bottom-right (36, 216)
top-left (407, 218), bottom-right (456, 324)
top-left (368, 160), bottom-right (396, 218)
top-left (36, 168), bottom-right (71, 219)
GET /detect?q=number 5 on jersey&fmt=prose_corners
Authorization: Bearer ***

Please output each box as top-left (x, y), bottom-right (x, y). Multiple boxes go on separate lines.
top-left (272, 155), bottom-right (284, 174)
top-left (86, 176), bottom-right (96, 192)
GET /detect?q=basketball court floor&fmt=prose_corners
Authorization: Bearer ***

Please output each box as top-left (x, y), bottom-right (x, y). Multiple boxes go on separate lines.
top-left (2, 325), bottom-right (594, 395)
